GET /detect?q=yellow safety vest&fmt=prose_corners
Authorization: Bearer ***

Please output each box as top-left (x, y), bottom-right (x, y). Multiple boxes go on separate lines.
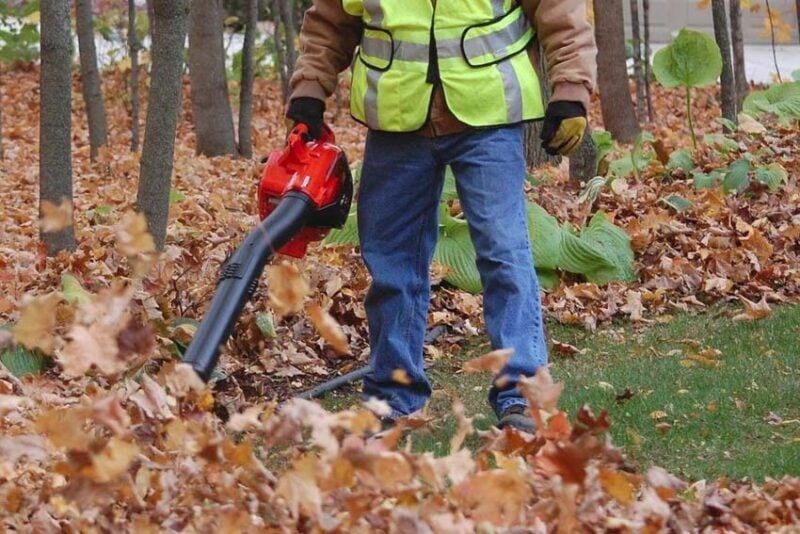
top-left (343, 0), bottom-right (545, 132)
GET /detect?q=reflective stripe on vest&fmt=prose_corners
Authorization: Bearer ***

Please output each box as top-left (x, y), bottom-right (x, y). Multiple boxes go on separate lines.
top-left (347, 1), bottom-right (544, 131)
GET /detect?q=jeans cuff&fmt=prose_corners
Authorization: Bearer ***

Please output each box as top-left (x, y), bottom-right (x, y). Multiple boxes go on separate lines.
top-left (497, 398), bottom-right (528, 415)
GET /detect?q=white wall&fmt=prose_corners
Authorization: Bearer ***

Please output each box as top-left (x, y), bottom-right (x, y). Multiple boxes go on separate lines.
top-left (623, 0), bottom-right (799, 44)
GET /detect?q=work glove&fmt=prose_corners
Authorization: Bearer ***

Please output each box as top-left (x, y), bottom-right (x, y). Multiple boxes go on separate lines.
top-left (540, 101), bottom-right (588, 156)
top-left (286, 97), bottom-right (325, 140)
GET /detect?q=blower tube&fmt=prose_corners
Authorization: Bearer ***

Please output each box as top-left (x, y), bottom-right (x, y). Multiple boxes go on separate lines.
top-left (183, 192), bottom-right (314, 381)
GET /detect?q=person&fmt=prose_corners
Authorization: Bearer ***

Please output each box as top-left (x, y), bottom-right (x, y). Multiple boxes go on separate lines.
top-left (287, 0), bottom-right (596, 432)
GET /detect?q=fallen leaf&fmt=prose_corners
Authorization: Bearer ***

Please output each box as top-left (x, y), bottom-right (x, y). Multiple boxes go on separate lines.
top-left (115, 210), bottom-right (156, 257)
top-left (40, 198), bottom-right (73, 233)
top-left (11, 293), bottom-right (60, 355)
top-left (268, 263), bottom-right (309, 317)
top-left (462, 348), bottom-right (513, 374)
top-left (307, 304), bottom-right (350, 355)
top-left (391, 368), bottom-right (411, 385)
top-left (733, 295), bottom-right (772, 321)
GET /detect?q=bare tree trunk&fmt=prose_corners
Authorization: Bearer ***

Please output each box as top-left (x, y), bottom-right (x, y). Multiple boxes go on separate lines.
top-left (75, 0), bottom-right (109, 161)
top-left (712, 0), bottom-right (737, 126)
top-left (525, 44), bottom-right (561, 169)
top-left (643, 0), bottom-right (654, 121)
top-left (594, 0), bottom-right (640, 143)
top-left (629, 0), bottom-right (645, 121)
top-left (128, 0), bottom-right (142, 152)
top-left (146, 0), bottom-right (155, 41)
top-left (189, 0), bottom-right (237, 157)
top-left (569, 125), bottom-right (597, 181)
top-left (137, 0), bottom-right (190, 250)
top-left (272, 0), bottom-right (290, 101)
top-left (797, 0), bottom-right (800, 45)
top-left (238, 0), bottom-right (258, 159)
top-left (278, 0), bottom-right (297, 76)
top-left (40, 0), bottom-right (76, 254)
top-left (729, 0), bottom-right (748, 108)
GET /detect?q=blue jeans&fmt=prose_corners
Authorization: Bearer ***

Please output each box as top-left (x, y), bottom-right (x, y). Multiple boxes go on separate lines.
top-left (358, 125), bottom-right (548, 418)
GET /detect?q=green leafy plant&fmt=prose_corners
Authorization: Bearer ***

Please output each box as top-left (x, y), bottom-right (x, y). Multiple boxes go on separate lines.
top-left (0, 1), bottom-right (41, 64)
top-left (667, 148), bottom-right (695, 173)
top-left (0, 325), bottom-right (50, 378)
top-left (743, 81), bottom-right (800, 123)
top-left (606, 132), bottom-right (656, 180)
top-left (591, 130), bottom-right (614, 175)
top-left (653, 29), bottom-right (722, 148)
top-left (325, 167), bottom-right (636, 292)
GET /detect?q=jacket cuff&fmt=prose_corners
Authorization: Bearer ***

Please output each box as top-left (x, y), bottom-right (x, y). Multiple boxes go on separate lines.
top-left (550, 82), bottom-right (592, 113)
top-left (289, 80), bottom-right (328, 103)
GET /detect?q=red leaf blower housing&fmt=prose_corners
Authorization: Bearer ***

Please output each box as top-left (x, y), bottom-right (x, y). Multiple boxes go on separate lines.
top-left (183, 124), bottom-right (353, 381)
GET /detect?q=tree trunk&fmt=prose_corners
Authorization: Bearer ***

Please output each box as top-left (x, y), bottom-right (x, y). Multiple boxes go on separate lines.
top-left (593, 0), bottom-right (640, 143)
top-left (629, 0), bottom-right (645, 121)
top-left (729, 0), bottom-right (748, 109)
top-left (75, 0), bottom-right (109, 161)
top-left (146, 0), bottom-right (155, 41)
top-left (129, 0), bottom-right (142, 152)
top-left (569, 125), bottom-right (598, 181)
top-left (272, 0), bottom-right (290, 101)
top-left (797, 0), bottom-right (800, 45)
top-left (278, 0), bottom-right (297, 76)
top-left (40, 0), bottom-right (76, 254)
top-left (525, 44), bottom-right (561, 169)
top-left (643, 0), bottom-right (654, 121)
top-left (238, 0), bottom-right (258, 159)
top-left (189, 0), bottom-right (237, 157)
top-left (712, 0), bottom-right (737, 126)
top-left (137, 0), bottom-right (190, 250)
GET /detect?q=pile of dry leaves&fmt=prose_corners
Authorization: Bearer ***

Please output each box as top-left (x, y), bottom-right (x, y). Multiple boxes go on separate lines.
top-left (2, 344), bottom-right (799, 531)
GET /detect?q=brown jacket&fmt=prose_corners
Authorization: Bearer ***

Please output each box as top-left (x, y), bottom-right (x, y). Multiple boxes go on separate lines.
top-left (290, 0), bottom-right (597, 136)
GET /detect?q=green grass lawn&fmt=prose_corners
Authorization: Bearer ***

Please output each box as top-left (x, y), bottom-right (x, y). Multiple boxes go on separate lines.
top-left (319, 305), bottom-right (800, 482)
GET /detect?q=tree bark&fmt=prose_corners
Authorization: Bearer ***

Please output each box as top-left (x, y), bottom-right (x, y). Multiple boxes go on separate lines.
top-left (40, 0), bottom-right (76, 254)
top-left (278, 0), bottom-right (297, 76)
top-left (729, 0), bottom-right (748, 109)
top-left (593, 0), bottom-right (640, 143)
top-left (525, 44), bottom-right (560, 169)
top-left (129, 0), bottom-right (142, 152)
top-left (238, 0), bottom-right (258, 159)
top-left (569, 125), bottom-right (598, 181)
top-left (643, 0), bottom-right (654, 121)
top-left (189, 0), bottom-right (237, 157)
top-left (137, 0), bottom-right (190, 250)
top-left (712, 0), bottom-right (737, 126)
top-left (272, 0), bottom-right (290, 101)
top-left (75, 0), bottom-right (109, 161)
top-left (797, 0), bottom-right (800, 45)
top-left (629, 0), bottom-right (645, 121)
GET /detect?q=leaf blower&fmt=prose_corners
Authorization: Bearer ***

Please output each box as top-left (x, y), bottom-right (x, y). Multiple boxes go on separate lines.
top-left (182, 124), bottom-right (353, 381)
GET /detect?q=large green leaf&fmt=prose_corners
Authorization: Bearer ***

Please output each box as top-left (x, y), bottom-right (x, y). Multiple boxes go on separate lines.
top-left (722, 158), bottom-right (751, 194)
top-left (434, 212), bottom-right (482, 294)
top-left (578, 212), bottom-right (637, 285)
top-left (0, 333), bottom-right (50, 378)
top-left (61, 274), bottom-right (92, 306)
top-left (322, 207), bottom-right (359, 246)
top-left (653, 28), bottom-right (722, 89)
top-left (527, 202), bottom-right (562, 271)
top-left (755, 163), bottom-right (787, 191)
top-left (442, 166), bottom-right (459, 201)
top-left (743, 81), bottom-right (800, 120)
top-left (558, 230), bottom-right (614, 277)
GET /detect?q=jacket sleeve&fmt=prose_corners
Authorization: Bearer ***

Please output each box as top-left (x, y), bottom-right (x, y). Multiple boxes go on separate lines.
top-left (523, 0), bottom-right (597, 110)
top-left (289, 1), bottom-right (363, 102)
